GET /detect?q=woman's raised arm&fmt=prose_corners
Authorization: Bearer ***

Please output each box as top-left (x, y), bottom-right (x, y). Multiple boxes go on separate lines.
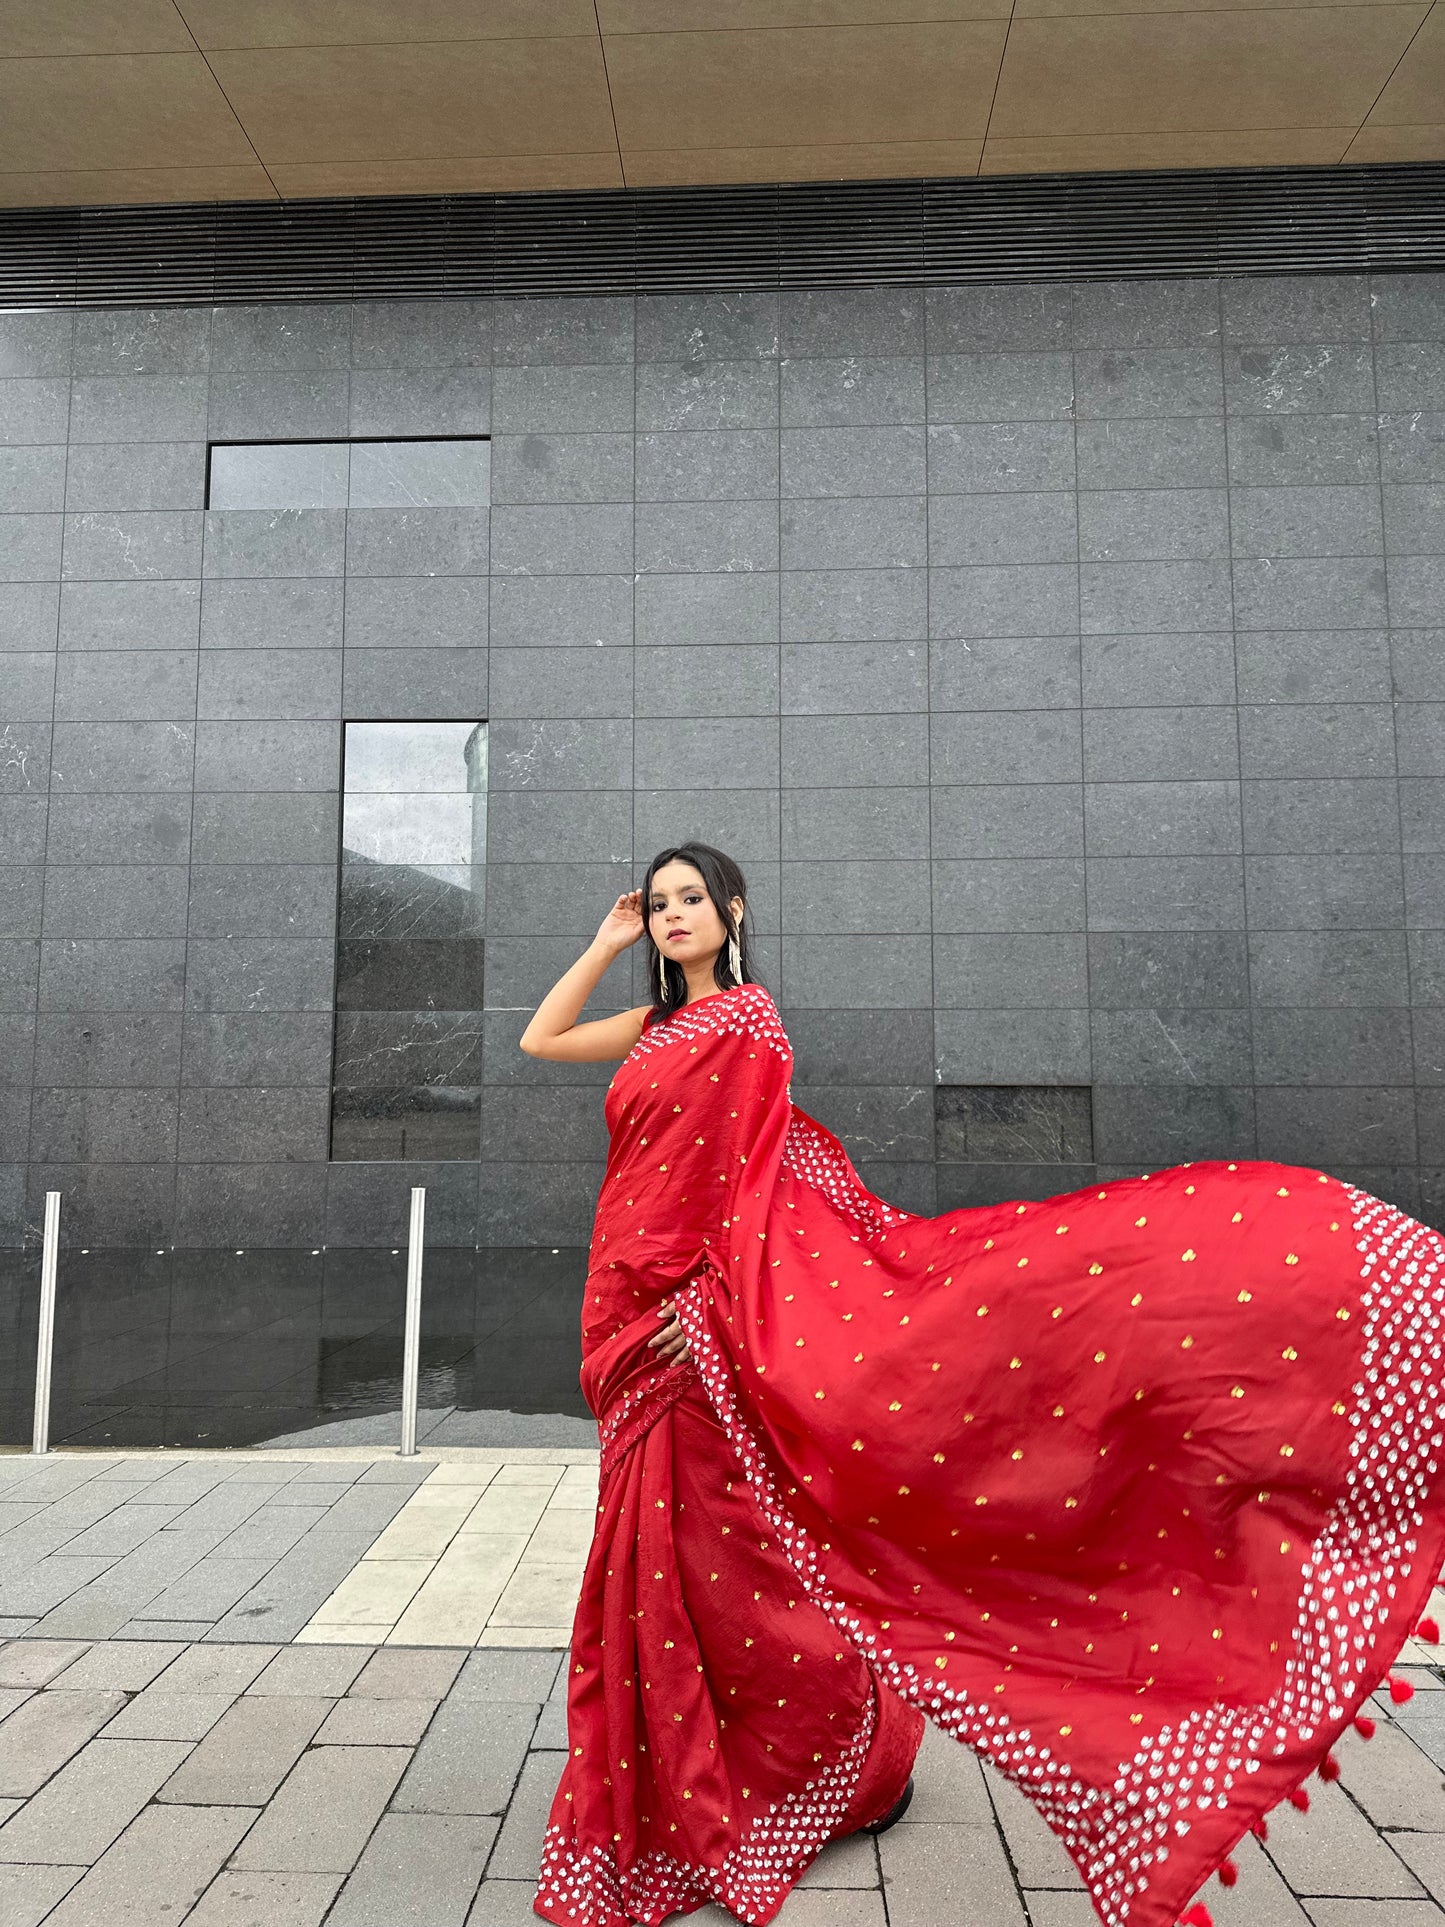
top-left (518, 891), bottom-right (651, 1063)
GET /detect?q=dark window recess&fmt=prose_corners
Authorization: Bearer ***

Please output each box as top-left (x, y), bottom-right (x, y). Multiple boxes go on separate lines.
top-left (331, 720), bottom-right (487, 1162)
top-left (935, 1086), bottom-right (1094, 1164)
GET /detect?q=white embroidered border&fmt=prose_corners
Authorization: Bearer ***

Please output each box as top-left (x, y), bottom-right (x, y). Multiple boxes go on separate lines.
top-left (670, 1178), bottom-right (1445, 1925)
top-left (780, 1108), bottom-right (909, 1238)
top-left (535, 1656), bottom-right (878, 1926)
top-left (622, 982), bottom-right (792, 1069)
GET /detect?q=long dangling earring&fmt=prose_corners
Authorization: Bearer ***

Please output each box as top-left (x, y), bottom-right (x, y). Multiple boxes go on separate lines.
top-left (654, 942), bottom-right (668, 996)
top-left (727, 911), bottom-right (743, 986)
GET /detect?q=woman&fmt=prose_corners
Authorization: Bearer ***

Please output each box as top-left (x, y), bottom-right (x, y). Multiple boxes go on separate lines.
top-left (523, 842), bottom-right (1445, 1927)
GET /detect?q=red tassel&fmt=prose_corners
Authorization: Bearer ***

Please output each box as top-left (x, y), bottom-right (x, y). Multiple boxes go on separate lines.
top-left (1417, 1616), bottom-right (1441, 1644)
top-left (1179, 1908), bottom-right (1215, 1927)
top-left (1354, 1714), bottom-right (1376, 1740)
top-left (1389, 1675), bottom-right (1416, 1704)
top-left (1218, 1857), bottom-right (1239, 1887)
top-left (1288, 1787), bottom-right (1311, 1811)
top-left (1252, 1817), bottom-right (1269, 1841)
top-left (1319, 1752), bottom-right (1341, 1782)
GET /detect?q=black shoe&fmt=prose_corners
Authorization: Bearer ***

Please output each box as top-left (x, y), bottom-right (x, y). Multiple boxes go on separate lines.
top-left (861, 1775), bottom-right (914, 1834)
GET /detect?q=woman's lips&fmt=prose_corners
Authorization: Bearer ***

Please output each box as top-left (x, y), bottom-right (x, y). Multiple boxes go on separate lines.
top-left (667, 931), bottom-right (689, 942)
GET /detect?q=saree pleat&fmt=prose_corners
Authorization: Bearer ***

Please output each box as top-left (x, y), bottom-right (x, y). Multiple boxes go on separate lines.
top-left (539, 1330), bottom-right (923, 1926)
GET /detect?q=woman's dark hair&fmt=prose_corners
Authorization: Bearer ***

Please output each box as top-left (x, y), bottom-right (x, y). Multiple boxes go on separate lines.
top-left (642, 842), bottom-right (757, 1017)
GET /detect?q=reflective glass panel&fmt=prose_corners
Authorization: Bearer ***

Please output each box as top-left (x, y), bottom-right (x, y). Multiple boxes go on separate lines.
top-left (208, 441), bottom-right (493, 508)
top-left (209, 441), bottom-right (350, 509)
top-left (338, 863), bottom-right (482, 939)
top-left (348, 440), bottom-right (491, 508)
top-left (206, 439), bottom-right (489, 511)
top-left (332, 719), bottom-right (486, 1162)
top-left (344, 721), bottom-right (481, 792)
top-left (342, 792), bottom-right (477, 868)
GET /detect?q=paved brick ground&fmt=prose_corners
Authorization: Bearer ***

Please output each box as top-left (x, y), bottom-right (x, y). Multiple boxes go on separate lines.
top-left (4, 1640), bottom-right (1445, 1924)
top-left (4, 1454), bottom-right (1445, 1922)
top-left (0, 1453), bottom-right (435, 1645)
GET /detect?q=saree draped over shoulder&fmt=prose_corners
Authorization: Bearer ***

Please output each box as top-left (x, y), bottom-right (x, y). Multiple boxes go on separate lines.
top-left (534, 982), bottom-right (1445, 1927)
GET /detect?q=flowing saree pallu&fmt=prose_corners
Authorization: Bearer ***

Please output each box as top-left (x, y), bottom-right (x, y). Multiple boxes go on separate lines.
top-left (536, 982), bottom-right (1445, 1927)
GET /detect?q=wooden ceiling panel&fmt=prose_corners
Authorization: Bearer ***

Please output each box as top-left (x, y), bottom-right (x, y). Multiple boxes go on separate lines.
top-left (1017, 0), bottom-right (1412, 14)
top-left (0, 163), bottom-right (276, 204)
top-left (0, 0), bottom-right (191, 57)
top-left (0, 52), bottom-right (255, 171)
top-left (607, 23), bottom-right (1009, 153)
top-left (175, 0), bottom-right (596, 51)
top-left (1346, 123), bottom-right (1445, 159)
top-left (601, 1), bottom-right (1005, 25)
top-left (268, 154), bottom-right (626, 196)
top-left (981, 128), bottom-right (1355, 172)
top-left (206, 37), bottom-right (616, 165)
top-left (0, 6), bottom-right (1439, 207)
top-left (989, 8), bottom-right (1429, 138)
top-left (1360, 2), bottom-right (1445, 123)
top-left (623, 139), bottom-right (985, 184)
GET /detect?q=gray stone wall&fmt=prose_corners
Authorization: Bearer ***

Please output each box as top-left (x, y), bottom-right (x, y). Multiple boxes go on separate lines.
top-left (1, 274), bottom-right (1443, 1252)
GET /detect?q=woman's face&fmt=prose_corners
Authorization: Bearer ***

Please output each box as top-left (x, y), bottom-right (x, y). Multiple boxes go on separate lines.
top-left (648, 861), bottom-right (737, 970)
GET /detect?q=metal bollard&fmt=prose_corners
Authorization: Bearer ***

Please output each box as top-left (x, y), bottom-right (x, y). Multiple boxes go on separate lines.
top-left (399, 1185), bottom-right (426, 1457)
top-left (31, 1191), bottom-right (61, 1456)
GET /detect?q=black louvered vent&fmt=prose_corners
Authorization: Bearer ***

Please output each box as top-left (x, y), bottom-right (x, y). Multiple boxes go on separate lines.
top-left (2, 164), bottom-right (1442, 308)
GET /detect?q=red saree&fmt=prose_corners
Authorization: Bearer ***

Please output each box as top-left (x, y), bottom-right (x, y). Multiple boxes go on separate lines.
top-left (534, 982), bottom-right (1445, 1927)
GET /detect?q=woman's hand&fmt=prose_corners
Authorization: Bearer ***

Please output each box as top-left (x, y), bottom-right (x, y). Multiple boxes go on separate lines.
top-left (647, 1300), bottom-right (691, 1364)
top-left (596, 890), bottom-right (645, 956)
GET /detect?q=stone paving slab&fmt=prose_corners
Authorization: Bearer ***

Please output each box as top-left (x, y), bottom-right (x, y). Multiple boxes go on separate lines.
top-left (1207, 1835), bottom-right (1311, 1925)
top-left (117, 1617), bottom-right (223, 1643)
top-left (880, 1817), bottom-right (1027, 1925)
top-left (316, 1695), bottom-right (437, 1746)
top-left (0, 1455), bottom-right (435, 1649)
top-left (485, 1751), bottom-right (563, 1883)
top-left (1341, 1717), bottom-right (1445, 1830)
top-left (229, 1744), bottom-right (411, 1873)
top-left (1, 1628), bottom-right (1444, 1925)
top-left (1264, 1777), bottom-right (1428, 1898)
top-left (43, 1801), bottom-right (256, 1927)
top-left (392, 1699), bottom-right (537, 1817)
top-left (156, 1695), bottom-right (332, 1806)
top-left (185, 1868), bottom-right (343, 1927)
top-left (47, 1639), bottom-right (187, 1691)
top-left (155, 1644), bottom-right (278, 1696)
top-left (0, 1688), bottom-right (126, 1796)
top-left (327, 1812), bottom-right (498, 1927)
top-left (1306, 1906), bottom-right (1444, 1925)
top-left (0, 1640), bottom-right (91, 1689)
top-left (247, 1644), bottom-right (370, 1699)
top-left (468, 1876), bottom-right (545, 1926)
top-left (1398, 1833), bottom-right (1445, 1902)
top-left (0, 1734), bottom-right (191, 1864)
top-left (0, 1863), bottom-right (84, 1927)
top-left (3, 1450), bottom-right (1445, 1923)
top-left (103, 1688), bottom-right (239, 1742)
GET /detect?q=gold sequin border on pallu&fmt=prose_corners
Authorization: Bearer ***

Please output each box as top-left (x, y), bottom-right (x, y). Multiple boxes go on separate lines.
top-left (665, 1187), bottom-right (1445, 1926)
